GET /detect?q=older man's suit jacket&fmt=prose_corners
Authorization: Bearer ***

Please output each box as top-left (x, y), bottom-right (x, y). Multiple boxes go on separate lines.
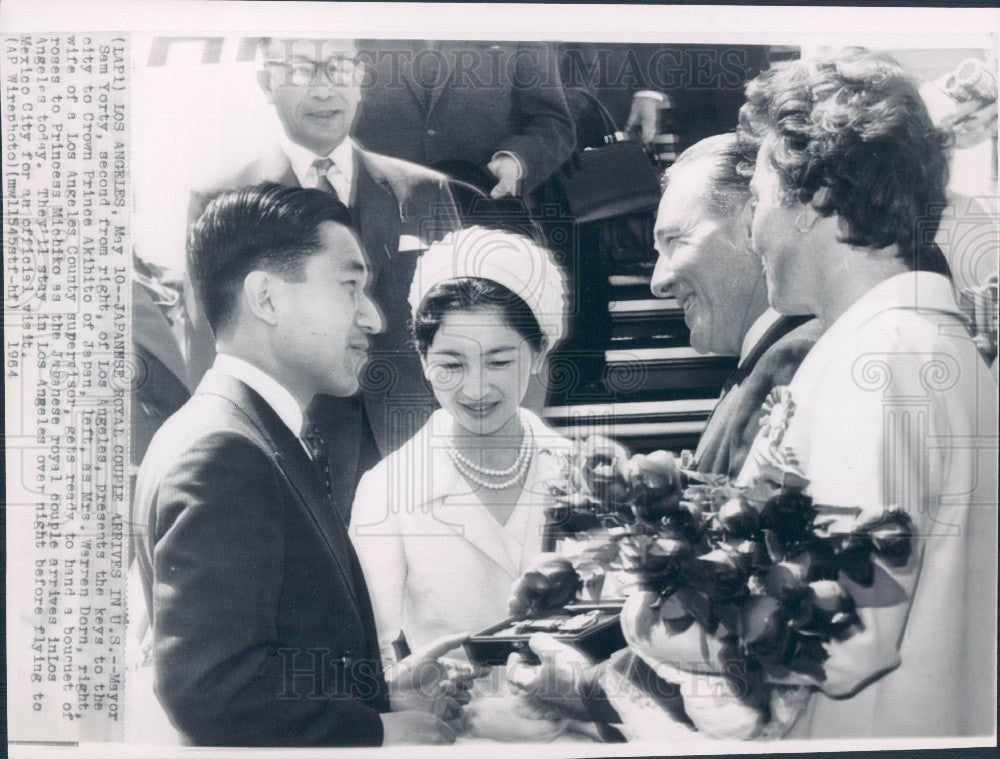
top-left (184, 147), bottom-right (461, 517)
top-left (694, 315), bottom-right (824, 479)
top-left (132, 370), bottom-right (390, 746)
top-left (353, 40), bottom-right (575, 194)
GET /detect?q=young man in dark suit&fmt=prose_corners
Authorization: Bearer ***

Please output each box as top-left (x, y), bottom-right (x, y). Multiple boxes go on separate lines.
top-left (183, 38), bottom-right (463, 519)
top-left (132, 184), bottom-right (465, 747)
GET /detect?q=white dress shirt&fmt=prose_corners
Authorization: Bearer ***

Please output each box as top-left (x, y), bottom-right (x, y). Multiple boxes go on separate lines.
top-left (279, 133), bottom-right (356, 204)
top-left (738, 307), bottom-right (784, 369)
top-left (212, 353), bottom-right (312, 456)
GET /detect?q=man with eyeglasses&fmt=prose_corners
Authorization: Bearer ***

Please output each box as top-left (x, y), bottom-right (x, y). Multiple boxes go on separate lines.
top-left (184, 37), bottom-right (462, 520)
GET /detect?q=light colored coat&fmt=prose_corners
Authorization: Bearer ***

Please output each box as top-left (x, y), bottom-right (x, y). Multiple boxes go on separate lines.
top-left (738, 271), bottom-right (998, 739)
top-left (349, 408), bottom-right (574, 659)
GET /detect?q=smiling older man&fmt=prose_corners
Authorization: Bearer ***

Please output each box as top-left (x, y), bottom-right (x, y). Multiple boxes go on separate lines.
top-left (504, 135), bottom-right (827, 739)
top-left (650, 133), bottom-right (824, 477)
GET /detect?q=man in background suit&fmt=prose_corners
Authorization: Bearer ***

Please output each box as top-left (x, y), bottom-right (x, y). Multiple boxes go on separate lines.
top-left (185, 37), bottom-right (462, 518)
top-left (559, 43), bottom-right (770, 151)
top-left (353, 40), bottom-right (575, 200)
top-left (132, 184), bottom-right (464, 747)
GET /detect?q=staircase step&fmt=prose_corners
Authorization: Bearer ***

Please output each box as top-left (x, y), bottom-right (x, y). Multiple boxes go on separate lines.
top-left (608, 274), bottom-right (654, 300)
top-left (604, 347), bottom-right (736, 393)
top-left (542, 398), bottom-right (718, 454)
top-left (608, 297), bottom-right (688, 346)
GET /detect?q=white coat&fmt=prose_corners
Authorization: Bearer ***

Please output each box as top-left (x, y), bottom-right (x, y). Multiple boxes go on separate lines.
top-left (738, 271), bottom-right (998, 739)
top-left (349, 408), bottom-right (575, 661)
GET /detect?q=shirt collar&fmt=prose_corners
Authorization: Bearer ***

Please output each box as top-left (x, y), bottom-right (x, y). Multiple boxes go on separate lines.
top-left (739, 307), bottom-right (784, 368)
top-left (213, 353), bottom-right (305, 439)
top-left (279, 133), bottom-right (356, 194)
top-left (823, 271), bottom-right (961, 340)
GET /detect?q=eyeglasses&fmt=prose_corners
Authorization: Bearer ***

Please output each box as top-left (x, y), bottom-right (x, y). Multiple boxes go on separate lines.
top-left (263, 57), bottom-right (360, 87)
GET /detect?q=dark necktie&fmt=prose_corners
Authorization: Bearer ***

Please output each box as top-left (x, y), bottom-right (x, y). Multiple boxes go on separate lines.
top-left (311, 157), bottom-right (340, 201)
top-left (301, 424), bottom-right (333, 501)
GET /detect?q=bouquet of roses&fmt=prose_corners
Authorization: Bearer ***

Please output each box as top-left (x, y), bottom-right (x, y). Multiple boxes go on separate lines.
top-left (540, 435), bottom-right (689, 599)
top-left (538, 424), bottom-right (915, 738)
top-left (544, 434), bottom-right (687, 538)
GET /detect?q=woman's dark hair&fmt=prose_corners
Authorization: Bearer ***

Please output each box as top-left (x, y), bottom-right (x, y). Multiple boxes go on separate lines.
top-left (188, 182), bottom-right (354, 333)
top-left (737, 48), bottom-right (952, 274)
top-left (413, 277), bottom-right (545, 356)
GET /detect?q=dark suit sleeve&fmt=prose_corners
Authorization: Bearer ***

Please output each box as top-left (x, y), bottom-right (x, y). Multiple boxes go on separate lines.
top-left (150, 431), bottom-right (384, 747)
top-left (496, 42), bottom-right (575, 193)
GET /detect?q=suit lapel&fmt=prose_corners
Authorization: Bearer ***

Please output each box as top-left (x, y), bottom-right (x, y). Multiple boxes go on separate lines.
top-left (400, 42), bottom-right (427, 112)
top-left (435, 489), bottom-right (520, 579)
top-left (739, 314), bottom-right (813, 379)
top-left (426, 41), bottom-right (455, 115)
top-left (353, 152), bottom-right (401, 282)
top-left (418, 422), bottom-right (519, 578)
top-left (272, 447), bottom-right (364, 610)
top-left (695, 315), bottom-right (813, 474)
top-left (198, 371), bottom-right (364, 613)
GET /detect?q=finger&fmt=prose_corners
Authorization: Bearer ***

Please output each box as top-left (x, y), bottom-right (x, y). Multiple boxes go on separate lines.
top-left (942, 97), bottom-right (983, 127)
top-left (527, 632), bottom-right (568, 658)
top-left (953, 102), bottom-right (998, 131)
top-left (965, 102), bottom-right (998, 128)
top-left (414, 631), bottom-right (471, 662)
top-left (442, 658), bottom-right (484, 681)
top-left (505, 652), bottom-right (539, 694)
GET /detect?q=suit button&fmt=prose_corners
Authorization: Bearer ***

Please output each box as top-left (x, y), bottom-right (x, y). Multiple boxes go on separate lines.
top-left (426, 129), bottom-right (437, 137)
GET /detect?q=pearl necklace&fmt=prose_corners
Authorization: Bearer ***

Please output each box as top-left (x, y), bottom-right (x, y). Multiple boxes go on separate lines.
top-left (447, 417), bottom-right (534, 490)
top-left (448, 418), bottom-right (533, 476)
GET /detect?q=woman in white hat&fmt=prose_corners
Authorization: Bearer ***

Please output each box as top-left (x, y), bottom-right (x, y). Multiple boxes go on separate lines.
top-left (349, 227), bottom-right (576, 740)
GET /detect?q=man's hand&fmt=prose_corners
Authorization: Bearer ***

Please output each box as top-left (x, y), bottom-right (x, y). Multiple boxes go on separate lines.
top-left (940, 97), bottom-right (998, 149)
top-left (488, 154), bottom-right (522, 198)
top-left (933, 55), bottom-right (998, 149)
top-left (505, 633), bottom-right (595, 721)
top-left (387, 632), bottom-right (481, 721)
top-left (380, 710), bottom-right (456, 745)
top-left (626, 94), bottom-right (661, 146)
